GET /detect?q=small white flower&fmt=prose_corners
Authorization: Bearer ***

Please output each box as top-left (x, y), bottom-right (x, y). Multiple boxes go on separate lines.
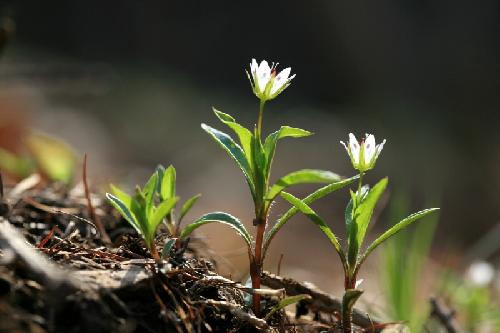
top-left (246, 59), bottom-right (296, 102)
top-left (466, 261), bottom-right (495, 286)
top-left (340, 133), bottom-right (386, 172)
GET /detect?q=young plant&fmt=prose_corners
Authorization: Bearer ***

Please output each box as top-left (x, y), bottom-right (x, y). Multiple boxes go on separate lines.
top-left (200, 59), bottom-right (357, 316)
top-left (281, 133), bottom-right (440, 333)
top-left (106, 168), bottom-right (179, 260)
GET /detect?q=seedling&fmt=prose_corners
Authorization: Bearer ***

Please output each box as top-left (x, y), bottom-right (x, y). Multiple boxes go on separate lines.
top-left (106, 167), bottom-right (179, 260)
top-left (107, 164), bottom-right (256, 260)
top-left (281, 133), bottom-right (439, 332)
top-left (200, 59), bottom-right (357, 316)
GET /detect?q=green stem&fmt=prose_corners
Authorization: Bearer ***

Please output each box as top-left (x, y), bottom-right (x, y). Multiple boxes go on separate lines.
top-left (356, 172), bottom-right (364, 205)
top-left (256, 99), bottom-right (266, 139)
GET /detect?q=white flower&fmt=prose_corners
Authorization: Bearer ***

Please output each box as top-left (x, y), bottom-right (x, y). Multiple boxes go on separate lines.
top-left (466, 261), bottom-right (495, 286)
top-left (246, 59), bottom-right (296, 102)
top-left (340, 133), bottom-right (386, 172)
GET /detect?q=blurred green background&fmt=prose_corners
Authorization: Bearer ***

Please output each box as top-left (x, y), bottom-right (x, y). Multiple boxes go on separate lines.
top-left (0, 1), bottom-right (499, 305)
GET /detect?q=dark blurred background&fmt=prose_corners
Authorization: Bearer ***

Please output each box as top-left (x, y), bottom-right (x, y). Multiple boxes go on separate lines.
top-left (0, 1), bottom-right (499, 293)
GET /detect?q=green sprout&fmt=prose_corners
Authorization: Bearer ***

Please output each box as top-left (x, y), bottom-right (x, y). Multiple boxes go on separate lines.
top-left (199, 59), bottom-right (357, 316)
top-left (106, 167), bottom-right (179, 260)
top-left (106, 165), bottom-right (248, 261)
top-left (281, 133), bottom-right (439, 333)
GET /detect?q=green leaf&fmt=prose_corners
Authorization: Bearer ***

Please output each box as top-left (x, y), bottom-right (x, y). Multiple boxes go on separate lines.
top-left (179, 194), bottom-right (201, 222)
top-left (266, 169), bottom-right (341, 203)
top-left (350, 178), bottom-right (388, 262)
top-left (280, 192), bottom-right (346, 264)
top-left (180, 212), bottom-right (252, 249)
top-left (213, 108), bottom-right (254, 170)
top-left (263, 175), bottom-right (358, 258)
top-left (360, 208), bottom-right (440, 266)
top-left (110, 184), bottom-right (133, 208)
top-left (149, 197), bottom-right (179, 241)
top-left (263, 126), bottom-right (312, 176)
top-left (155, 164), bottom-right (165, 194)
top-left (252, 132), bottom-right (267, 214)
top-left (106, 193), bottom-right (141, 235)
top-left (201, 123), bottom-right (256, 200)
top-left (143, 172), bottom-right (159, 204)
top-left (160, 165), bottom-right (176, 201)
top-left (161, 237), bottom-right (177, 258)
top-left (265, 294), bottom-right (311, 320)
top-left (0, 148), bottom-right (33, 179)
top-left (26, 132), bottom-right (76, 183)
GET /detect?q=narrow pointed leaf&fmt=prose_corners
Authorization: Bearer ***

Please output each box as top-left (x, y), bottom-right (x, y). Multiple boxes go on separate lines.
top-left (280, 192), bottom-right (345, 263)
top-left (263, 126), bottom-right (312, 176)
top-left (263, 175), bottom-right (358, 258)
top-left (161, 238), bottom-right (177, 258)
top-left (265, 294), bottom-right (311, 320)
top-left (155, 164), bottom-right (165, 194)
top-left (149, 197), bottom-right (180, 240)
top-left (106, 193), bottom-right (141, 235)
top-left (201, 123), bottom-right (255, 199)
top-left (180, 212), bottom-right (252, 248)
top-left (354, 178), bottom-right (388, 250)
top-left (266, 169), bottom-right (341, 203)
top-left (213, 108), bottom-right (254, 170)
top-left (179, 194), bottom-right (202, 222)
top-left (143, 172), bottom-right (159, 205)
top-left (160, 165), bottom-right (176, 201)
top-left (360, 208), bottom-right (440, 264)
top-left (110, 184), bottom-right (133, 208)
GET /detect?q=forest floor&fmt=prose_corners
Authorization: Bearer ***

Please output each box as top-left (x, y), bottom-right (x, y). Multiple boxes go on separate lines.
top-left (0, 175), bottom-right (398, 332)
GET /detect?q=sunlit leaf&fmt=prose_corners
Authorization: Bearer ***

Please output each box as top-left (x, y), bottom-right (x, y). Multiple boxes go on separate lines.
top-left (265, 294), bottom-right (311, 320)
top-left (266, 169), bottom-right (341, 203)
top-left (110, 184), bottom-right (133, 208)
top-left (106, 193), bottom-right (141, 235)
top-left (213, 108), bottom-right (254, 171)
top-left (280, 191), bottom-right (346, 264)
top-left (349, 178), bottom-right (388, 264)
top-left (180, 212), bottom-right (252, 248)
top-left (149, 197), bottom-right (179, 242)
top-left (179, 193), bottom-right (201, 222)
top-left (263, 175), bottom-right (358, 258)
top-left (25, 132), bottom-right (76, 184)
top-left (201, 123), bottom-right (255, 199)
top-left (360, 208), bottom-right (440, 266)
top-left (263, 126), bottom-right (312, 176)
top-left (160, 165), bottom-right (176, 201)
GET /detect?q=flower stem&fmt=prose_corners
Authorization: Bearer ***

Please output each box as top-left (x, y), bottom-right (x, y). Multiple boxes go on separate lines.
top-left (356, 172), bottom-right (364, 205)
top-left (256, 99), bottom-right (266, 139)
top-left (251, 216), bottom-right (266, 317)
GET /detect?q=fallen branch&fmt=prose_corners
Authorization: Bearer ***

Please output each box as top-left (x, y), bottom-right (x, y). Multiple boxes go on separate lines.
top-left (430, 297), bottom-right (461, 333)
top-left (195, 299), bottom-right (269, 331)
top-left (262, 271), bottom-right (381, 332)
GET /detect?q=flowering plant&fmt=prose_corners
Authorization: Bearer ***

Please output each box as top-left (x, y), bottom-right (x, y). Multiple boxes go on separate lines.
top-left (200, 59), bottom-right (356, 316)
top-left (281, 134), bottom-right (439, 332)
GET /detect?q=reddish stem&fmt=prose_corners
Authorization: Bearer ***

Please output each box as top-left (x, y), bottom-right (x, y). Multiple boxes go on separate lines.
top-left (251, 216), bottom-right (266, 317)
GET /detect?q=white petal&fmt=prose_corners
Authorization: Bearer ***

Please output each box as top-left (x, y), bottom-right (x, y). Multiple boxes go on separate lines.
top-left (364, 134), bottom-right (376, 164)
top-left (375, 139), bottom-right (386, 158)
top-left (340, 141), bottom-right (349, 153)
top-left (257, 60), bottom-right (271, 92)
top-left (270, 67), bottom-right (292, 94)
top-left (348, 133), bottom-right (360, 164)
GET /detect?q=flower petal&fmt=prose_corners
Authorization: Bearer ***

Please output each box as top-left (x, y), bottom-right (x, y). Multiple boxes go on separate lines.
top-left (271, 67), bottom-right (292, 94)
top-left (257, 60), bottom-right (271, 92)
top-left (364, 134), bottom-right (376, 164)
